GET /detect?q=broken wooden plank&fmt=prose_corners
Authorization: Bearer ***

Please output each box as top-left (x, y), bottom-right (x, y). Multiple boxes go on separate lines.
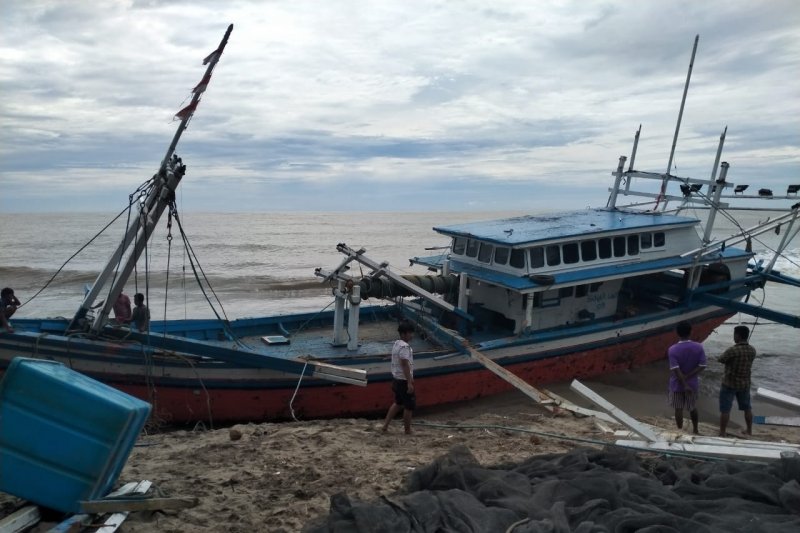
top-left (594, 420), bottom-right (616, 434)
top-left (80, 496), bottom-right (198, 514)
top-left (50, 481), bottom-right (152, 533)
top-left (463, 345), bottom-right (553, 408)
top-left (755, 388), bottom-right (800, 410)
top-left (92, 481), bottom-right (155, 533)
top-left (615, 439), bottom-right (789, 462)
top-left (0, 505), bottom-right (40, 533)
top-left (613, 430), bottom-right (800, 451)
top-left (753, 415), bottom-right (800, 427)
top-left (540, 388), bottom-right (619, 424)
top-left (570, 379), bottom-right (660, 442)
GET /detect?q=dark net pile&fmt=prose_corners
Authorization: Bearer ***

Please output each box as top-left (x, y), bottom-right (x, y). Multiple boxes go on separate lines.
top-left (305, 445), bottom-right (800, 532)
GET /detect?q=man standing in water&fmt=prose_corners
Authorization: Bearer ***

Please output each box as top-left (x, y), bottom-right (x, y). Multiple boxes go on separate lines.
top-left (667, 321), bottom-right (706, 434)
top-left (718, 325), bottom-right (756, 437)
top-left (382, 321), bottom-right (415, 434)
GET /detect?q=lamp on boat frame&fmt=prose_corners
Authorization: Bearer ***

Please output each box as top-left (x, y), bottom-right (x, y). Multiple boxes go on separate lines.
top-left (758, 188), bottom-right (773, 197)
top-left (679, 183), bottom-right (703, 197)
top-left (788, 184), bottom-right (800, 196)
top-left (733, 184), bottom-right (749, 195)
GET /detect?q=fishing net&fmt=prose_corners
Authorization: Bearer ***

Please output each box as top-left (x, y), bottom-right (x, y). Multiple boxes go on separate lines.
top-left (305, 445), bottom-right (800, 532)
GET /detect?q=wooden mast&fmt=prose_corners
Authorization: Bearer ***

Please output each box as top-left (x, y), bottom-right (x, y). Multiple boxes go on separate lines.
top-left (67, 24), bottom-right (234, 334)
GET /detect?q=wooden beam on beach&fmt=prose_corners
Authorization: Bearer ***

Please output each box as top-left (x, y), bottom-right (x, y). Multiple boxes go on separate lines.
top-left (462, 345), bottom-right (553, 408)
top-left (570, 380), bottom-right (660, 442)
top-left (613, 430), bottom-right (800, 452)
top-left (0, 505), bottom-right (40, 533)
top-left (404, 307), bottom-right (623, 422)
top-left (51, 481), bottom-right (152, 533)
top-left (540, 388), bottom-right (619, 425)
top-left (755, 388), bottom-right (800, 410)
top-left (615, 440), bottom-right (792, 462)
top-left (753, 415), bottom-right (800, 427)
top-left (80, 496), bottom-right (199, 514)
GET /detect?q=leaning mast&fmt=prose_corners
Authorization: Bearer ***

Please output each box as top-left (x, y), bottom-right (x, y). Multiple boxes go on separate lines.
top-left (69, 24), bottom-right (234, 334)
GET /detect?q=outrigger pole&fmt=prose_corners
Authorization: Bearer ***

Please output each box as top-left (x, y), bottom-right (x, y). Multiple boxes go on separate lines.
top-left (655, 34), bottom-right (699, 212)
top-left (68, 24), bottom-right (234, 335)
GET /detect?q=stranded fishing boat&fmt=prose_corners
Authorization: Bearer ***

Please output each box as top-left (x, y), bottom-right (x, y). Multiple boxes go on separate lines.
top-left (1, 31), bottom-right (798, 425)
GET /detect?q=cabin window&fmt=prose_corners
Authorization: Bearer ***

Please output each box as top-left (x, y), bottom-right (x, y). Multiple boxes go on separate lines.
top-left (641, 232), bottom-right (652, 249)
top-left (529, 247), bottom-right (544, 269)
top-left (546, 245), bottom-right (561, 266)
top-left (452, 237), bottom-right (466, 255)
top-left (576, 284), bottom-right (588, 297)
top-left (559, 287), bottom-right (574, 298)
top-left (509, 249), bottom-right (526, 269)
top-left (563, 243), bottom-right (579, 264)
top-left (598, 238), bottom-right (612, 259)
top-left (494, 246), bottom-right (510, 265)
top-left (613, 237), bottom-right (626, 257)
top-left (541, 291), bottom-right (560, 308)
top-left (478, 242), bottom-right (494, 263)
top-left (561, 242), bottom-right (580, 264)
top-left (581, 240), bottom-right (597, 261)
top-left (466, 239), bottom-right (479, 258)
top-left (589, 282), bottom-right (602, 292)
top-left (628, 235), bottom-right (639, 255)
top-left (654, 232), bottom-right (666, 247)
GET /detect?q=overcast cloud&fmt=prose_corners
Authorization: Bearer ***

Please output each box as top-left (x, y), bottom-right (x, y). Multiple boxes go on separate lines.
top-left (1, 0), bottom-right (798, 212)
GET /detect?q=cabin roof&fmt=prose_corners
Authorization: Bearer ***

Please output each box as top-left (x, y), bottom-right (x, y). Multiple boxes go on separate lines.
top-left (433, 208), bottom-right (699, 246)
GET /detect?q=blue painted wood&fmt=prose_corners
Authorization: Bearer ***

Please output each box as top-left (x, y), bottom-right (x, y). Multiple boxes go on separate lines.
top-left (0, 359), bottom-right (150, 514)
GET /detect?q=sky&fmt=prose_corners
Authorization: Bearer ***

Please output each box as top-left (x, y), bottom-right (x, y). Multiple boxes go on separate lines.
top-left (1, 0), bottom-right (799, 213)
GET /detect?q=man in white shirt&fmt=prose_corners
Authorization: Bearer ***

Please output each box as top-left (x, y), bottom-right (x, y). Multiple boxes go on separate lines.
top-left (382, 321), bottom-right (416, 434)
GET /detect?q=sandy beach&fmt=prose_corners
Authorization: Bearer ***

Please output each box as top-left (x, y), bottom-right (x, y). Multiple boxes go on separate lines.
top-left (2, 361), bottom-right (799, 532)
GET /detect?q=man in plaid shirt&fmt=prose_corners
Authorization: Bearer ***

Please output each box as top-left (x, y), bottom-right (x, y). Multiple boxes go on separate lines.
top-left (718, 325), bottom-right (757, 437)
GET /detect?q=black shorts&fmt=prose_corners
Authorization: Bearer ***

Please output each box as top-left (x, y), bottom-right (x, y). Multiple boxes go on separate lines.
top-left (392, 379), bottom-right (416, 411)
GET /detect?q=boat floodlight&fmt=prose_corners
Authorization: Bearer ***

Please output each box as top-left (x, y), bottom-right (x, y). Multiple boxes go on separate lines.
top-left (734, 184), bottom-right (749, 194)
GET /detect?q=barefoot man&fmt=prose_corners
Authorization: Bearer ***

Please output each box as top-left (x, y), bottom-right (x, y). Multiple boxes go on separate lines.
top-left (382, 321), bottom-right (415, 434)
top-left (718, 325), bottom-right (756, 437)
top-left (667, 321), bottom-right (706, 434)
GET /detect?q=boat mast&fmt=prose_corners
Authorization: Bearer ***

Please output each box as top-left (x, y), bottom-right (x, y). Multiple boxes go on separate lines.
top-left (68, 24), bottom-right (234, 334)
top-left (656, 34), bottom-right (699, 212)
top-left (701, 127), bottom-right (727, 244)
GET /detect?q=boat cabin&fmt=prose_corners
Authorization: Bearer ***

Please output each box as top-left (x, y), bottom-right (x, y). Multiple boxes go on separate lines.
top-left (413, 208), bottom-right (749, 334)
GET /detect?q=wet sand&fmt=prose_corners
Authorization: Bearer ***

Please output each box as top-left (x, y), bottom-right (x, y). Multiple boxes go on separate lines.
top-left (2, 361), bottom-right (799, 532)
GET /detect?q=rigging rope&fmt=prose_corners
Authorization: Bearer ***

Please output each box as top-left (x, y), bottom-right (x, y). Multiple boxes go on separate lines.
top-left (18, 180), bottom-right (155, 310)
top-left (169, 210), bottom-right (246, 348)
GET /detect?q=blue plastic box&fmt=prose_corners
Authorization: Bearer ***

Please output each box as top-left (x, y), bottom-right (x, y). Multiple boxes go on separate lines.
top-left (0, 357), bottom-right (151, 513)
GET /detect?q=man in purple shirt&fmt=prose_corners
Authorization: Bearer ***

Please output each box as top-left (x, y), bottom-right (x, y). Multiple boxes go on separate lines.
top-left (667, 321), bottom-right (707, 434)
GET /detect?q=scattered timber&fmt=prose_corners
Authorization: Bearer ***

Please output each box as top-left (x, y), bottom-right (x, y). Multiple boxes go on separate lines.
top-left (0, 506), bottom-right (40, 533)
top-left (80, 497), bottom-right (199, 514)
top-left (753, 415), bottom-right (800, 427)
top-left (755, 388), bottom-right (800, 410)
top-left (570, 379), bottom-right (660, 442)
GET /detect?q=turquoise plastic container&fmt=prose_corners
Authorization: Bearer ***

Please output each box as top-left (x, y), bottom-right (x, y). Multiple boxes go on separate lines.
top-left (0, 357), bottom-right (151, 513)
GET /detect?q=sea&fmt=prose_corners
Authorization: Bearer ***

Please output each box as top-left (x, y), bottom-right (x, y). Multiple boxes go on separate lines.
top-left (0, 210), bottom-right (797, 396)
